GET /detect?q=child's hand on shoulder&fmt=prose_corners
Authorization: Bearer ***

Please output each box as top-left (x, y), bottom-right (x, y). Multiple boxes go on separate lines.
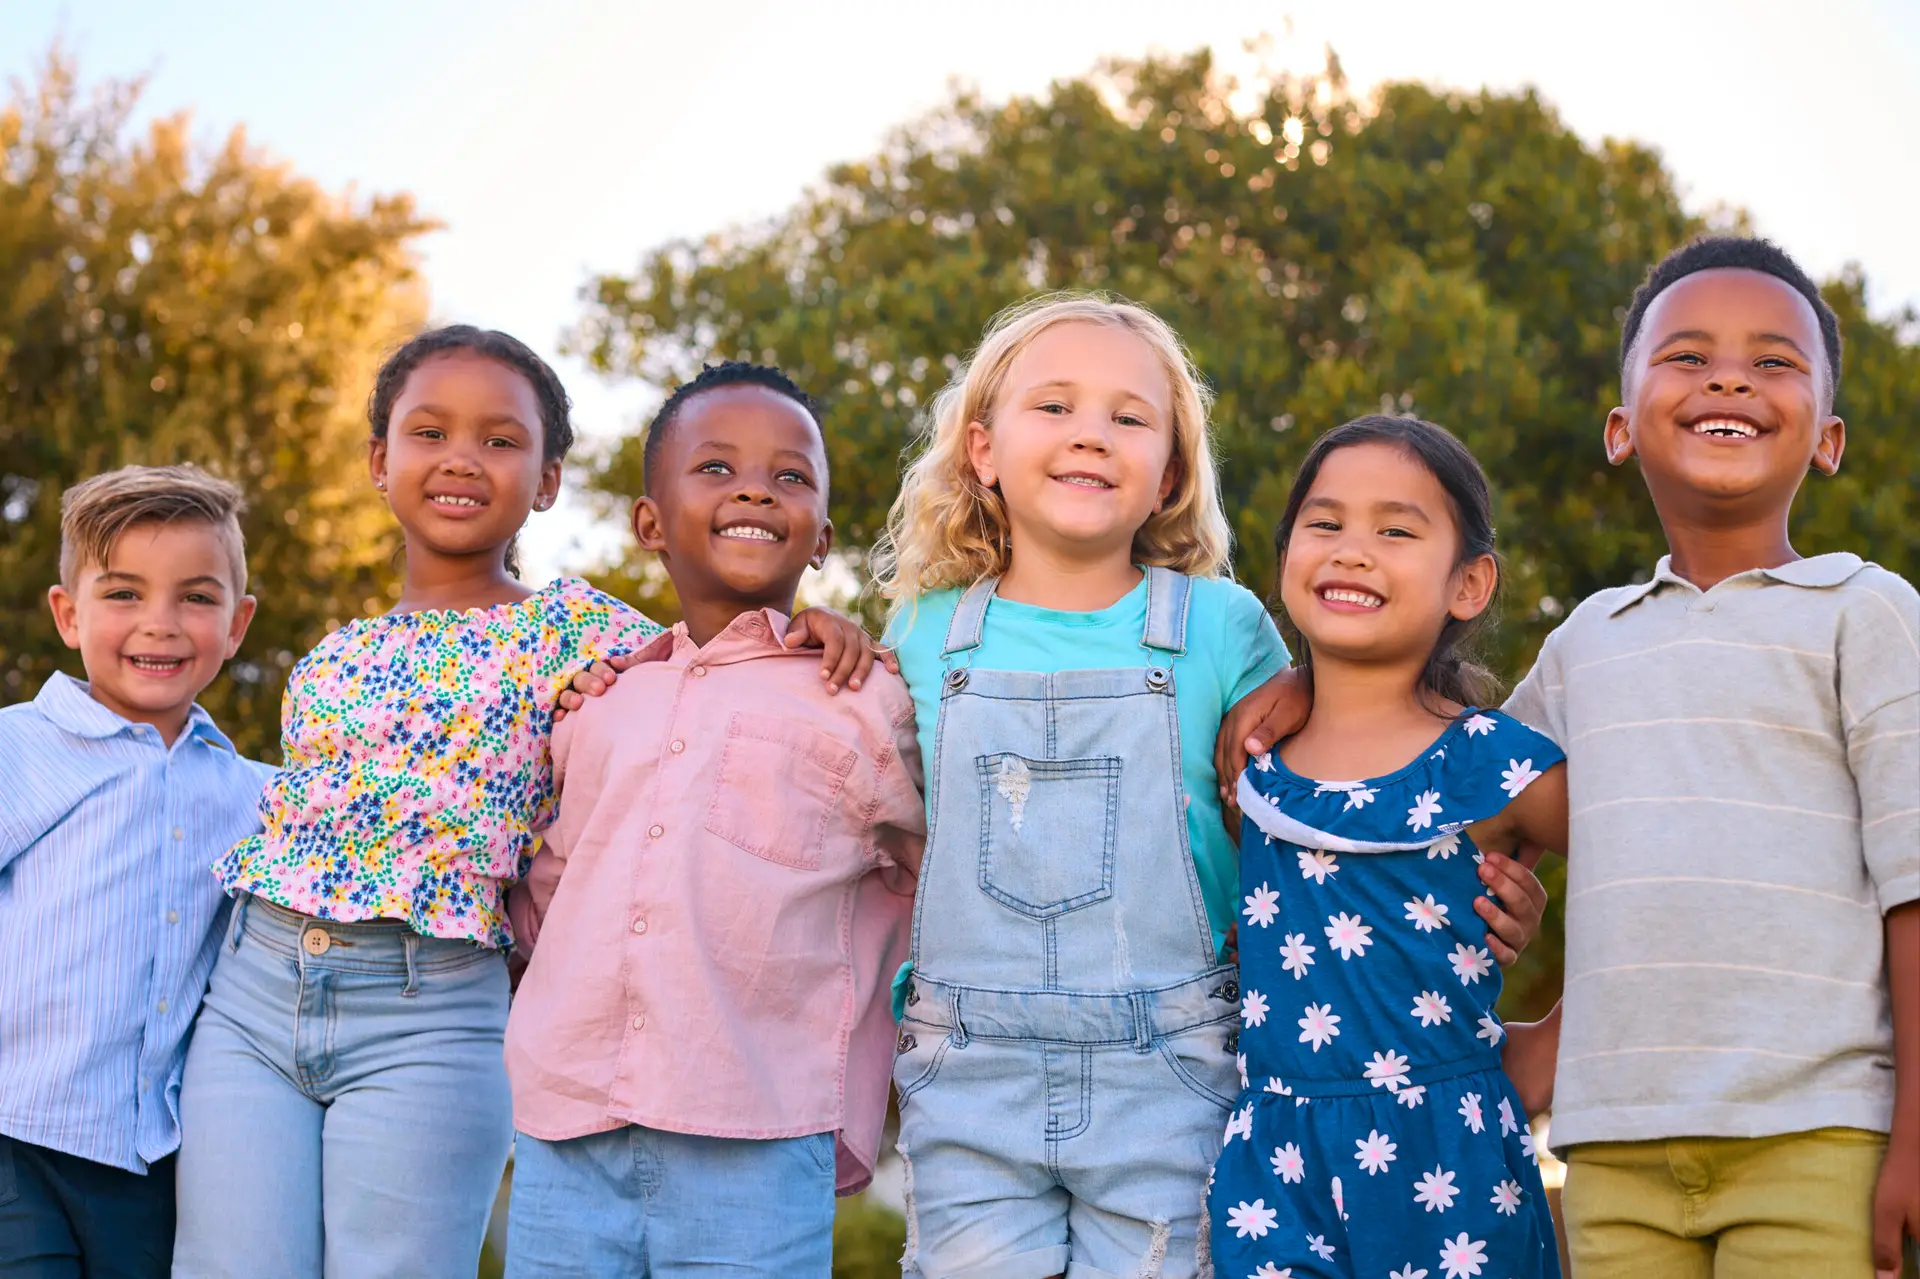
top-left (786, 607), bottom-right (897, 694)
top-left (555, 652), bottom-right (640, 722)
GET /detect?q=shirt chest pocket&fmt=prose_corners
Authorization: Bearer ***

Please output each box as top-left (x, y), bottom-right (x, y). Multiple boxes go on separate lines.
top-left (704, 712), bottom-right (860, 870)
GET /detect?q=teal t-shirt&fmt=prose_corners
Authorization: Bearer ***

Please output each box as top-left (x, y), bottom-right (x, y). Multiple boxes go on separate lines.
top-left (885, 572), bottom-right (1290, 958)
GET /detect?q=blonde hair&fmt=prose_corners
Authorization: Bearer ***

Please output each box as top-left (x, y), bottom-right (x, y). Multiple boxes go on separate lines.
top-left (60, 464), bottom-right (249, 591)
top-left (872, 293), bottom-right (1231, 603)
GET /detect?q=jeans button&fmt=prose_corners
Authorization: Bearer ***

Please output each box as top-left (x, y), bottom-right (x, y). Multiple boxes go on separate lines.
top-left (906, 983), bottom-right (920, 1007)
top-left (301, 928), bottom-right (331, 956)
top-left (1213, 980), bottom-right (1240, 1003)
top-left (897, 1031), bottom-right (917, 1053)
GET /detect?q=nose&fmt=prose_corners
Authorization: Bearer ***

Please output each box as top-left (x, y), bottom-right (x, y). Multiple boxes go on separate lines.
top-left (1703, 359), bottom-right (1754, 396)
top-left (1329, 531), bottom-right (1374, 570)
top-left (1065, 414), bottom-right (1113, 455)
top-left (438, 449), bottom-right (483, 477)
top-left (731, 475), bottom-right (775, 505)
top-left (137, 598), bottom-right (185, 637)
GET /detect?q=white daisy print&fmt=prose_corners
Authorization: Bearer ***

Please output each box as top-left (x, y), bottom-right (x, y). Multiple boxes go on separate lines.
top-left (1264, 1077), bottom-right (1293, 1097)
top-left (1406, 790), bottom-right (1444, 831)
top-left (1438, 1232), bottom-right (1489, 1278)
top-left (1391, 1267), bottom-right (1430, 1279)
top-left (1225, 1199), bottom-right (1277, 1240)
top-left (1249, 1265), bottom-right (1293, 1279)
top-left (1475, 1014), bottom-right (1505, 1046)
top-left (1280, 933), bottom-right (1317, 980)
top-left (1365, 1048), bottom-right (1411, 1093)
top-left (1342, 787), bottom-right (1377, 812)
top-left (1224, 1104), bottom-right (1254, 1145)
top-left (1458, 1092), bottom-right (1484, 1133)
top-left (1464, 714), bottom-right (1497, 737)
top-left (1500, 758), bottom-right (1543, 798)
top-left (1237, 1052), bottom-right (1250, 1089)
top-left (1449, 942), bottom-right (1493, 985)
top-left (1354, 1128), bottom-right (1398, 1175)
top-left (1307, 1233), bottom-right (1337, 1262)
top-left (1270, 1141), bottom-right (1305, 1184)
top-left (1298, 1002), bottom-right (1342, 1052)
top-left (1520, 1128), bottom-right (1540, 1164)
top-left (1242, 989), bottom-right (1270, 1028)
top-left (1411, 991), bottom-right (1453, 1027)
top-left (1331, 1174), bottom-right (1348, 1220)
top-left (1298, 849), bottom-right (1339, 885)
top-left (1413, 1166), bottom-right (1459, 1212)
top-left (1253, 751), bottom-right (1275, 772)
top-left (1498, 1097), bottom-right (1519, 1137)
top-left (1243, 883), bottom-right (1281, 928)
top-left (1404, 893), bottom-right (1450, 933)
top-left (1395, 1084), bottom-right (1428, 1108)
top-left (1324, 912), bottom-right (1374, 960)
top-left (1426, 833), bottom-right (1462, 860)
top-left (1491, 1179), bottom-right (1523, 1215)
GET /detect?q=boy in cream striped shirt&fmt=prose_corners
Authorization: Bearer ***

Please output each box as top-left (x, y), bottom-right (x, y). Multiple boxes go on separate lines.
top-left (1496, 237), bottom-right (1919, 1278)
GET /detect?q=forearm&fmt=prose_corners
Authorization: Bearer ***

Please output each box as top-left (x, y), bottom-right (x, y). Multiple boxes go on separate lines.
top-left (1888, 903), bottom-right (1919, 1136)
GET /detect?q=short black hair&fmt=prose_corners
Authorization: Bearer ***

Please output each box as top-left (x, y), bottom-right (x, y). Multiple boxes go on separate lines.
top-left (641, 361), bottom-right (823, 495)
top-left (1620, 235), bottom-right (1842, 409)
top-left (370, 325), bottom-right (574, 464)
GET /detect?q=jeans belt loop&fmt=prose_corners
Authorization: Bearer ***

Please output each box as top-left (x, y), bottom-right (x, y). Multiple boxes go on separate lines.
top-left (401, 933), bottom-right (421, 998)
top-left (1130, 991), bottom-right (1153, 1052)
top-left (227, 893), bottom-right (250, 953)
top-left (947, 987), bottom-right (969, 1049)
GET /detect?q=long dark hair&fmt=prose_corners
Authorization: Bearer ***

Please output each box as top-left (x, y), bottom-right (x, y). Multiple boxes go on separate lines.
top-left (1272, 414), bottom-right (1504, 713)
top-left (368, 325), bottom-right (575, 577)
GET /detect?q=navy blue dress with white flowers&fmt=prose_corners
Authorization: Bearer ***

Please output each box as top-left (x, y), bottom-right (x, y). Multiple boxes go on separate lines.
top-left (1206, 710), bottom-right (1565, 1279)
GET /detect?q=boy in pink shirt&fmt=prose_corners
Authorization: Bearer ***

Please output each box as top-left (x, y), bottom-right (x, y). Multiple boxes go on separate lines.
top-left (503, 363), bottom-right (925, 1276)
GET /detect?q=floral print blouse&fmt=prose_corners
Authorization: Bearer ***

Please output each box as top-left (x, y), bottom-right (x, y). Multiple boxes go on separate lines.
top-left (215, 578), bottom-right (661, 947)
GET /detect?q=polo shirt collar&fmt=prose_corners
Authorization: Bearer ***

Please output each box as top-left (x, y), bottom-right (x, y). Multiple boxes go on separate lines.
top-left (1608, 551), bottom-right (1868, 616)
top-left (33, 671), bottom-right (233, 752)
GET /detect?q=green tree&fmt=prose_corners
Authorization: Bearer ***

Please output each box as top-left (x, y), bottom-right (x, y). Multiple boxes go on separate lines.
top-left (572, 46), bottom-right (1918, 1015)
top-left (0, 56), bottom-right (434, 759)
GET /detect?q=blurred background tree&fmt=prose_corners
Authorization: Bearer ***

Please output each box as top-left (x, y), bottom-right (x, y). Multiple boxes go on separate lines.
top-left (572, 46), bottom-right (1919, 1023)
top-left (0, 54), bottom-right (431, 760)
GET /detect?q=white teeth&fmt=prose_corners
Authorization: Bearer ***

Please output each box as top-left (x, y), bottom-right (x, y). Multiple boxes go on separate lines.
top-left (431, 495), bottom-right (483, 507)
top-left (1691, 419), bottom-right (1759, 439)
top-left (1321, 588), bottom-right (1384, 608)
top-left (717, 526), bottom-right (780, 541)
top-left (1056, 475), bottom-right (1113, 488)
top-left (129, 657), bottom-right (183, 670)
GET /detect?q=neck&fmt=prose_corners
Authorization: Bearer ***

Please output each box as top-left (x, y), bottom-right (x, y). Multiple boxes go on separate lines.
top-left (996, 540), bottom-right (1141, 612)
top-left (679, 590), bottom-right (795, 648)
top-left (393, 546), bottom-right (530, 614)
top-left (86, 682), bottom-right (192, 747)
top-left (1282, 649), bottom-right (1450, 779)
top-left (1657, 506), bottom-right (1798, 591)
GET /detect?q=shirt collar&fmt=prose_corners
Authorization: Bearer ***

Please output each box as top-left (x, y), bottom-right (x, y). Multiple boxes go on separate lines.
top-left (1607, 551), bottom-right (1867, 617)
top-left (663, 609), bottom-right (793, 663)
top-left (33, 671), bottom-right (235, 752)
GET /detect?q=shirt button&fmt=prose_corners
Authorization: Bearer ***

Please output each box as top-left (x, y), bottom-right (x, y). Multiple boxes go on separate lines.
top-left (648, 824), bottom-right (664, 839)
top-left (690, 665), bottom-right (707, 678)
top-left (669, 740), bottom-right (685, 754)
top-left (157, 999), bottom-right (169, 1014)
top-left (631, 1013), bottom-right (647, 1031)
top-left (172, 827), bottom-right (184, 841)
top-left (167, 910), bottom-right (179, 924)
top-left (631, 918), bottom-right (647, 935)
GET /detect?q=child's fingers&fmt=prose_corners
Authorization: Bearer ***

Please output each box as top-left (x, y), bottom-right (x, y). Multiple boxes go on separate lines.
top-left (1868, 1174), bottom-right (1905, 1276)
top-left (1479, 850), bottom-right (1548, 929)
top-left (607, 652), bottom-right (640, 673)
top-left (572, 671), bottom-right (608, 698)
top-left (874, 644), bottom-right (901, 675)
top-left (556, 689), bottom-right (585, 713)
top-left (847, 635), bottom-right (877, 691)
top-left (783, 614), bottom-right (815, 650)
top-left (826, 635), bottom-right (863, 693)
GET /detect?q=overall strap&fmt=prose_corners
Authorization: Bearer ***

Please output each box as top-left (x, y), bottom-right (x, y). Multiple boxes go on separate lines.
top-left (941, 576), bottom-right (1000, 658)
top-left (1140, 566), bottom-right (1192, 657)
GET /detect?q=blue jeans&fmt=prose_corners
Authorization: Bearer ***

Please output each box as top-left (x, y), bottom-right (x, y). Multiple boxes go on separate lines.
top-left (0, 1135), bottom-right (173, 1278)
top-left (505, 1125), bottom-right (835, 1277)
top-left (171, 895), bottom-right (513, 1279)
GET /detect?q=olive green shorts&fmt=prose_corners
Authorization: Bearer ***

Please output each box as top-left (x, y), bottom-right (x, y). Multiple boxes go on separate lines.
top-left (1562, 1127), bottom-right (1910, 1278)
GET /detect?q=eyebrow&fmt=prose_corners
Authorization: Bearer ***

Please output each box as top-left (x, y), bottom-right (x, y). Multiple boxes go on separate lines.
top-left (1651, 328), bottom-right (1815, 364)
top-left (401, 404), bottom-right (530, 431)
top-left (1753, 331), bottom-right (1815, 362)
top-left (1301, 496), bottom-right (1432, 521)
top-left (1026, 378), bottom-right (1160, 407)
top-left (691, 441), bottom-right (820, 465)
top-left (95, 571), bottom-right (228, 591)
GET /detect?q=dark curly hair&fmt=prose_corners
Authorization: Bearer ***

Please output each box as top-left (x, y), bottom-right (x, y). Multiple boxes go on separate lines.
top-left (1620, 235), bottom-right (1842, 411)
top-left (641, 361), bottom-right (822, 495)
top-left (1272, 414), bottom-right (1504, 715)
top-left (368, 325), bottom-right (575, 576)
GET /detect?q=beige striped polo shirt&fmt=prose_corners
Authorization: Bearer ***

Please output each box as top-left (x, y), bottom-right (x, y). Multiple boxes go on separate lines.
top-left (1504, 551), bottom-right (1919, 1147)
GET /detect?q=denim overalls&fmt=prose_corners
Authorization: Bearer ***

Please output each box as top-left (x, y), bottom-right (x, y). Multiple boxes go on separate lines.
top-left (894, 567), bottom-right (1242, 1279)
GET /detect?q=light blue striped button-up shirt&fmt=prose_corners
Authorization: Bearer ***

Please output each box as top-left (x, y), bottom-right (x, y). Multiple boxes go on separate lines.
top-left (0, 672), bottom-right (273, 1172)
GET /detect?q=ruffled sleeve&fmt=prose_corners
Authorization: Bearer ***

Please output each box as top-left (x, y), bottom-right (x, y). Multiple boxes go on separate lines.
top-left (1236, 710), bottom-right (1565, 854)
top-left (521, 578), bottom-right (664, 704)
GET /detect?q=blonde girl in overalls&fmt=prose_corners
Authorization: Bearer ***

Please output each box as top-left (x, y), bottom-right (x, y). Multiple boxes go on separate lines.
top-left (872, 295), bottom-right (1290, 1278)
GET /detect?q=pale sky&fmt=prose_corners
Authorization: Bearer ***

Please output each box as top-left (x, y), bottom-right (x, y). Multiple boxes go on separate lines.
top-left (9, 0), bottom-right (1916, 583)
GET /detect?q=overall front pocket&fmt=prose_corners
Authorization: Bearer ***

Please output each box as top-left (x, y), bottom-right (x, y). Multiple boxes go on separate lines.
top-left (706, 713), bottom-right (858, 869)
top-left (973, 753), bottom-right (1120, 918)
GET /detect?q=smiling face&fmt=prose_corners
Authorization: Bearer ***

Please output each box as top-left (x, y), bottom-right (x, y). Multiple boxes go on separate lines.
top-left (368, 350), bottom-right (561, 564)
top-left (632, 384), bottom-right (832, 623)
top-left (966, 321), bottom-right (1178, 569)
top-left (48, 521), bottom-right (256, 742)
top-left (1608, 267), bottom-right (1844, 521)
top-left (1278, 441), bottom-right (1495, 672)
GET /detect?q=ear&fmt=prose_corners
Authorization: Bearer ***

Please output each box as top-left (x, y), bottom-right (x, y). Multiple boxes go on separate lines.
top-left (225, 594), bottom-right (259, 659)
top-left (1811, 415), bottom-right (1845, 476)
top-left (964, 419), bottom-right (996, 488)
top-left (368, 437), bottom-right (389, 492)
top-left (810, 518), bottom-right (835, 572)
top-left (47, 584), bottom-right (81, 649)
top-left (534, 457), bottom-right (563, 512)
top-left (1448, 552), bottom-right (1499, 623)
top-left (631, 496), bottom-right (669, 555)
top-left (1154, 452), bottom-right (1182, 514)
top-left (1603, 407), bottom-right (1636, 467)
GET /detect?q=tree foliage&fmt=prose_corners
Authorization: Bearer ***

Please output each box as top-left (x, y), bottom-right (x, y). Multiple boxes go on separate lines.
top-left (0, 56), bottom-right (433, 760)
top-left (573, 47), bottom-right (1919, 1013)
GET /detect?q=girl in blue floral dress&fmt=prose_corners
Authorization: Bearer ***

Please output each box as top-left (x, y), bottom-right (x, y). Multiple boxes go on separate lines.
top-left (1208, 416), bottom-right (1569, 1279)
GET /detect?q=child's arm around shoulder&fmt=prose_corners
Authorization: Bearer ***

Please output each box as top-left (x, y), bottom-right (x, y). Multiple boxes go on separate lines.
top-left (508, 713), bottom-right (583, 960)
top-left (856, 667), bottom-right (926, 883)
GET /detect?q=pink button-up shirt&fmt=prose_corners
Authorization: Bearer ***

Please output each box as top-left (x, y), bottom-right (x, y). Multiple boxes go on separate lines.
top-left (504, 609), bottom-right (925, 1193)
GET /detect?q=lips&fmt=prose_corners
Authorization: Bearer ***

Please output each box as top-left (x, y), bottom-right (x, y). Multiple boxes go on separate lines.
top-left (1316, 583), bottom-right (1385, 611)
top-left (1052, 472), bottom-right (1115, 490)
top-left (426, 492), bottom-right (489, 516)
top-left (715, 520), bottom-right (784, 543)
top-left (125, 655), bottom-right (188, 675)
top-left (1686, 414), bottom-right (1766, 440)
